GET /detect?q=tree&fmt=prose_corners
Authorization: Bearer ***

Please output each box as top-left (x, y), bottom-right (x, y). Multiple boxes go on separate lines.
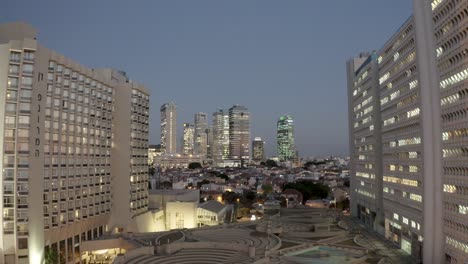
top-left (265, 159), bottom-right (278, 168)
top-left (222, 191), bottom-right (239, 204)
top-left (283, 181), bottom-right (330, 203)
top-left (197, 179), bottom-right (210, 189)
top-left (261, 184), bottom-right (273, 195)
top-left (217, 173), bottom-right (229, 181)
top-left (160, 181), bottom-right (172, 189)
top-left (188, 162), bottom-right (202, 169)
top-left (45, 247), bottom-right (58, 264)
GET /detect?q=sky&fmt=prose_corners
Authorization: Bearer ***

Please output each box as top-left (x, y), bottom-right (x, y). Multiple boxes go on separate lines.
top-left (2, 1), bottom-right (412, 157)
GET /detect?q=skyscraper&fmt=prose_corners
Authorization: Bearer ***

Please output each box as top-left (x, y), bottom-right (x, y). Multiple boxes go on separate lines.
top-left (212, 109), bottom-right (230, 165)
top-left (160, 102), bottom-right (177, 154)
top-left (194, 112), bottom-right (208, 157)
top-left (182, 123), bottom-right (195, 155)
top-left (228, 105), bottom-right (251, 161)
top-left (277, 115), bottom-right (296, 161)
top-left (252, 137), bottom-right (265, 161)
top-left (0, 22), bottom-right (150, 264)
top-left (347, 1), bottom-right (467, 262)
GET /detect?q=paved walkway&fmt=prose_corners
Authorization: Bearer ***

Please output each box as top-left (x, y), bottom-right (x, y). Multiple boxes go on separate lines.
top-left (342, 217), bottom-right (415, 264)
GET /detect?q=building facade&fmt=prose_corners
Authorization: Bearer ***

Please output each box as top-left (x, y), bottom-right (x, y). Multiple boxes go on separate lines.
top-left (182, 123), bottom-right (194, 155)
top-left (212, 110), bottom-right (230, 166)
top-left (252, 137), bottom-right (265, 161)
top-left (228, 105), bottom-right (250, 161)
top-left (277, 115), bottom-right (296, 161)
top-left (0, 22), bottom-right (150, 264)
top-left (160, 102), bottom-right (177, 154)
top-left (194, 112), bottom-right (208, 157)
top-left (347, 0), bottom-right (468, 262)
top-left (346, 52), bottom-right (384, 235)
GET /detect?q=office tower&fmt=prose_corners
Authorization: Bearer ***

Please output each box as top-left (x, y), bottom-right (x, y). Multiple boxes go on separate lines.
top-left (194, 112), bottom-right (208, 157)
top-left (0, 22), bottom-right (150, 264)
top-left (205, 127), bottom-right (213, 159)
top-left (212, 110), bottom-right (230, 165)
top-left (160, 102), bottom-right (177, 154)
top-left (347, 1), bottom-right (467, 262)
top-left (277, 115), bottom-right (296, 161)
top-left (346, 52), bottom-right (384, 235)
top-left (182, 123), bottom-right (195, 155)
top-left (228, 105), bottom-right (250, 161)
top-left (252, 137), bottom-right (265, 161)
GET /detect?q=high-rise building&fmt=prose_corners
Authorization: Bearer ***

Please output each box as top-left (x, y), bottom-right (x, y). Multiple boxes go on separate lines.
top-left (194, 112), bottom-right (208, 157)
top-left (228, 105), bottom-right (250, 161)
top-left (0, 22), bottom-right (150, 264)
top-left (160, 102), bottom-right (177, 154)
top-left (277, 115), bottom-right (296, 161)
top-left (205, 126), bottom-right (213, 159)
top-left (212, 110), bottom-right (230, 165)
top-left (347, 1), bottom-right (468, 262)
top-left (182, 123), bottom-right (195, 155)
top-left (346, 52), bottom-right (384, 235)
top-left (252, 137), bottom-right (265, 161)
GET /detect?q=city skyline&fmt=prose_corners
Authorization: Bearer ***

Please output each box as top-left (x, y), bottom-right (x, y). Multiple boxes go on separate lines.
top-left (1, 0), bottom-right (412, 157)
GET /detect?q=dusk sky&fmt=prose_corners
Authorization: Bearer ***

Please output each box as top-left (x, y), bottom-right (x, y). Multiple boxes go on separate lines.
top-left (2, 1), bottom-right (412, 157)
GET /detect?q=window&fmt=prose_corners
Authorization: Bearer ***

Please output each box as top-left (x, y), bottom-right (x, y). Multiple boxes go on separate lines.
top-left (9, 65), bottom-right (19, 75)
top-left (7, 77), bottom-right (18, 88)
top-left (22, 64), bottom-right (33, 74)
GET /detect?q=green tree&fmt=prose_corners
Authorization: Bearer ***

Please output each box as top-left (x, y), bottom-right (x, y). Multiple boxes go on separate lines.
top-left (283, 181), bottom-right (330, 203)
top-left (197, 179), bottom-right (210, 189)
top-left (160, 181), bottom-right (172, 189)
top-left (45, 247), bottom-right (58, 264)
top-left (261, 184), bottom-right (273, 195)
top-left (217, 173), bottom-right (229, 181)
top-left (265, 159), bottom-right (278, 168)
top-left (188, 162), bottom-right (202, 169)
top-left (222, 191), bottom-right (239, 204)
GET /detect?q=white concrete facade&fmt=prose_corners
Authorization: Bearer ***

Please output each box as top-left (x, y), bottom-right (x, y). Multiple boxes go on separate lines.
top-left (0, 22), bottom-right (150, 264)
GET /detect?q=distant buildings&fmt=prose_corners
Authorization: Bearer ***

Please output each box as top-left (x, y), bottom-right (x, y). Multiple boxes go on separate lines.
top-left (347, 1), bottom-right (467, 262)
top-left (277, 115), bottom-right (296, 161)
top-left (148, 144), bottom-right (162, 165)
top-left (228, 105), bottom-right (251, 161)
top-left (182, 123), bottom-right (195, 155)
top-left (160, 102), bottom-right (177, 154)
top-left (252, 137), bottom-right (265, 161)
top-left (212, 109), bottom-right (230, 165)
top-left (194, 112), bottom-right (208, 157)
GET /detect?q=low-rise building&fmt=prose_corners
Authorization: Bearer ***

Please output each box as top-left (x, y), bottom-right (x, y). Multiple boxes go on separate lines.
top-left (197, 201), bottom-right (228, 227)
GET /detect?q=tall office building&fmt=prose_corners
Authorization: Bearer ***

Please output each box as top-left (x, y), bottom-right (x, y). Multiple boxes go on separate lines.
top-left (205, 127), bottom-right (213, 159)
top-left (252, 137), bottom-right (265, 161)
top-left (194, 112), bottom-right (208, 157)
top-left (182, 123), bottom-right (195, 155)
top-left (160, 102), bottom-right (177, 154)
top-left (212, 110), bottom-right (230, 165)
top-left (228, 105), bottom-right (250, 161)
top-left (277, 115), bottom-right (296, 161)
top-left (347, 0), bottom-right (468, 262)
top-left (0, 22), bottom-right (150, 264)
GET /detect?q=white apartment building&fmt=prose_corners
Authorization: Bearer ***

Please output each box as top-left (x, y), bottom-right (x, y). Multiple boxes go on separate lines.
top-left (0, 22), bottom-right (150, 264)
top-left (346, 52), bottom-right (384, 235)
top-left (348, 0), bottom-right (468, 262)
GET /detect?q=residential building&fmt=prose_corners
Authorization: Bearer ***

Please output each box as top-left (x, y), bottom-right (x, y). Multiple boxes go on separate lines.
top-left (277, 115), bottom-right (296, 161)
top-left (182, 123), bottom-right (194, 155)
top-left (212, 109), bottom-right (230, 165)
top-left (153, 154), bottom-right (203, 170)
top-left (228, 105), bottom-right (250, 161)
top-left (252, 137), bottom-right (265, 161)
top-left (194, 112), bottom-right (208, 157)
top-left (160, 102), bottom-right (177, 154)
top-left (0, 22), bottom-right (150, 264)
top-left (347, 1), bottom-right (468, 262)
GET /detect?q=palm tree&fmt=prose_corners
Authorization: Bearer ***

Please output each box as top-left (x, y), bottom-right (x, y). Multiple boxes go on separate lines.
top-left (44, 247), bottom-right (58, 264)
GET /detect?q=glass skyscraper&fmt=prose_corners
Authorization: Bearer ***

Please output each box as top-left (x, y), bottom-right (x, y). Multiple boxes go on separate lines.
top-left (277, 115), bottom-right (295, 161)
